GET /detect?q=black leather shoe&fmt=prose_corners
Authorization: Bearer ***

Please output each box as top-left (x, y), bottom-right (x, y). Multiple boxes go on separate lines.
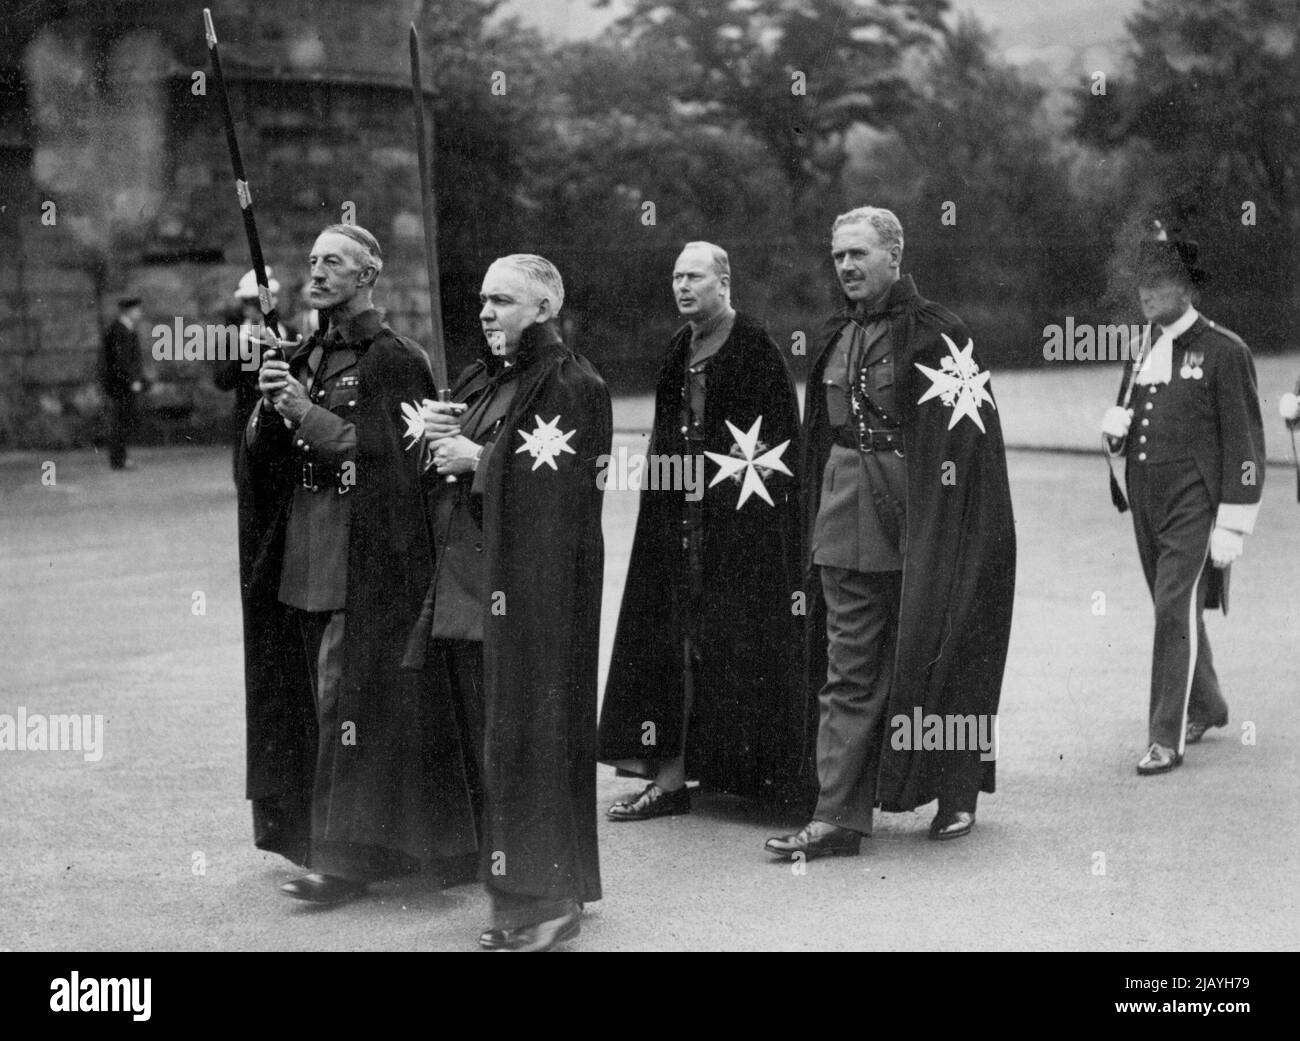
top-left (764, 821), bottom-right (861, 860)
top-left (607, 782), bottom-right (690, 822)
top-left (929, 810), bottom-right (975, 841)
top-left (1136, 742), bottom-right (1182, 776)
top-left (1185, 714), bottom-right (1228, 745)
top-left (478, 928), bottom-right (508, 950)
top-left (494, 911), bottom-right (581, 952)
top-left (280, 873), bottom-right (367, 905)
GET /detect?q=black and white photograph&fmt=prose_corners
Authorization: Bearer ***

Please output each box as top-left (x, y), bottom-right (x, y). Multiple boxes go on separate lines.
top-left (0, 0), bottom-right (1296, 986)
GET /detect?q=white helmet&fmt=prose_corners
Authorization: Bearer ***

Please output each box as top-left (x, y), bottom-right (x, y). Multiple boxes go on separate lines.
top-left (235, 266), bottom-right (280, 300)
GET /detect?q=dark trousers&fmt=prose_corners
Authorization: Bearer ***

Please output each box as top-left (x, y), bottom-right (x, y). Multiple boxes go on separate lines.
top-left (293, 608), bottom-right (411, 883)
top-left (1128, 460), bottom-right (1229, 753)
top-left (106, 395), bottom-right (136, 469)
top-left (813, 566), bottom-right (901, 835)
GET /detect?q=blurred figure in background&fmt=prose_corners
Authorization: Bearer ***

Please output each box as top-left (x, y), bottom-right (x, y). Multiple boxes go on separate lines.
top-left (100, 295), bottom-right (146, 471)
top-left (214, 267), bottom-right (297, 476)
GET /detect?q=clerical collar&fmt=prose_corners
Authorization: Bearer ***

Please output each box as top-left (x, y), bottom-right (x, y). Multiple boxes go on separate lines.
top-left (689, 304), bottom-right (734, 341)
top-left (1157, 305), bottom-right (1198, 341)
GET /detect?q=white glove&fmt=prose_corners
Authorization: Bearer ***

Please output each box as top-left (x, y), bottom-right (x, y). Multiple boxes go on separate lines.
top-left (1101, 406), bottom-right (1133, 439)
top-left (1279, 391), bottom-right (1300, 423)
top-left (1210, 527), bottom-right (1244, 568)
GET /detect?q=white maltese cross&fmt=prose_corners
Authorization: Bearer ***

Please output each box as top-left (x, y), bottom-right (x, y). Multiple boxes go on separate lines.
top-left (515, 414), bottom-right (577, 471)
top-left (914, 333), bottom-right (995, 432)
top-left (704, 415), bottom-right (793, 509)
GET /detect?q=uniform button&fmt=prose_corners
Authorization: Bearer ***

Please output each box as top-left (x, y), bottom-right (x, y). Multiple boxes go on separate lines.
top-left (1138, 452), bottom-right (1147, 461)
top-left (1150, 387), bottom-right (1158, 394)
top-left (473, 542), bottom-right (484, 553)
top-left (1139, 435), bottom-right (1147, 443)
top-left (296, 439), bottom-right (304, 447)
top-left (1145, 402), bottom-right (1154, 411)
top-left (1141, 419), bottom-right (1149, 426)
top-left (347, 400), bottom-right (356, 407)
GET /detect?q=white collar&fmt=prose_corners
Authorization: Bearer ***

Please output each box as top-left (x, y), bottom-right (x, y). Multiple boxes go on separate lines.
top-left (1158, 305), bottom-right (1199, 341)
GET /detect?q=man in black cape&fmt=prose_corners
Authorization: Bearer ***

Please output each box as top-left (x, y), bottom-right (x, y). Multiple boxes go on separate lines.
top-left (237, 224), bottom-right (477, 904)
top-left (411, 253), bottom-right (611, 952)
top-left (598, 241), bottom-right (806, 818)
top-left (767, 206), bottom-right (1016, 860)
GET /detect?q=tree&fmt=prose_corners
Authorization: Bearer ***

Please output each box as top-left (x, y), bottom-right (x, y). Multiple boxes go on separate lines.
top-left (1074, 0), bottom-right (1300, 344)
top-left (601, 0), bottom-right (948, 233)
top-left (847, 17), bottom-right (1107, 365)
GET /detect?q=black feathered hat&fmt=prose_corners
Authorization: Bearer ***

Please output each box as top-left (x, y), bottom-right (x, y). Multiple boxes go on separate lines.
top-left (1136, 239), bottom-right (1207, 286)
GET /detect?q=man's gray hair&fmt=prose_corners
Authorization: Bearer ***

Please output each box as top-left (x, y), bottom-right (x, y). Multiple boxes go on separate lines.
top-left (831, 207), bottom-right (904, 252)
top-left (321, 223), bottom-right (384, 281)
top-left (681, 241), bottom-right (731, 279)
top-left (494, 253), bottom-right (565, 315)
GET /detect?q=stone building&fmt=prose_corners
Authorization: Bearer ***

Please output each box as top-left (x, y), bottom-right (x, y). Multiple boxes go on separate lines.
top-left (0, 0), bottom-right (484, 449)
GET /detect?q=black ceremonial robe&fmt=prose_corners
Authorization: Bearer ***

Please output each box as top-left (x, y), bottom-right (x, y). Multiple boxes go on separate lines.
top-left (801, 276), bottom-right (1016, 810)
top-left (598, 311), bottom-right (807, 801)
top-left (478, 324), bottom-right (611, 906)
top-left (235, 315), bottom-right (477, 869)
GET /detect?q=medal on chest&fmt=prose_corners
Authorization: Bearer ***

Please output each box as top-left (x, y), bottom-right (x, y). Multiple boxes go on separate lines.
top-left (1179, 350), bottom-right (1204, 381)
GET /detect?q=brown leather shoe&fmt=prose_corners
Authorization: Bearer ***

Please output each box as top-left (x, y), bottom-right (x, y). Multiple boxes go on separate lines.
top-left (1136, 742), bottom-right (1183, 775)
top-left (1185, 714), bottom-right (1228, 745)
top-left (929, 810), bottom-right (975, 841)
top-left (764, 820), bottom-right (861, 860)
top-left (607, 782), bottom-right (690, 822)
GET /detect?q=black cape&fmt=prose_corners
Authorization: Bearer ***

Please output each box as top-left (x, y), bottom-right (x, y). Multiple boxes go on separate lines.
top-left (235, 315), bottom-right (477, 868)
top-left (598, 311), bottom-right (807, 801)
top-left (473, 323), bottom-right (612, 905)
top-left (801, 276), bottom-right (1017, 810)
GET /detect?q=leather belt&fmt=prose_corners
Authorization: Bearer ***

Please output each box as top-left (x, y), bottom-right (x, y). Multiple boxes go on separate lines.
top-left (299, 461), bottom-right (351, 495)
top-left (833, 425), bottom-right (904, 455)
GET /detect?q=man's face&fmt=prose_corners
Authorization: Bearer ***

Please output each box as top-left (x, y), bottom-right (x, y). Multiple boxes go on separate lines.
top-left (831, 222), bottom-right (900, 306)
top-left (479, 262), bottom-right (548, 356)
top-left (1138, 276), bottom-right (1192, 327)
top-left (123, 305), bottom-right (143, 325)
top-left (673, 247), bottom-right (728, 321)
top-left (307, 232), bottom-right (370, 312)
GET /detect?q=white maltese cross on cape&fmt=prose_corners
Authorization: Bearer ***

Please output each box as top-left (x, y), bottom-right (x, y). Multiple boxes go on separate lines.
top-left (704, 415), bottom-right (793, 509)
top-left (516, 414), bottom-right (577, 471)
top-left (400, 401), bottom-right (425, 451)
top-left (914, 333), bottom-right (996, 433)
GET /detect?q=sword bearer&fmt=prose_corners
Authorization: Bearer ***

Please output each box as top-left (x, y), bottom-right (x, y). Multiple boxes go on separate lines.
top-left (1100, 231), bottom-right (1266, 775)
top-left (206, 8), bottom-right (479, 904)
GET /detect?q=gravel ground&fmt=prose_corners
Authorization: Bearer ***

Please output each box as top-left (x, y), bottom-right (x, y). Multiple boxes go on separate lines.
top-left (2, 365), bottom-right (1298, 951)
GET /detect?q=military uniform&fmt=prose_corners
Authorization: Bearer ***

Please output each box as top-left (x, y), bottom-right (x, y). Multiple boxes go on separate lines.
top-left (242, 307), bottom-right (477, 881)
top-left (1112, 308), bottom-right (1265, 755)
top-left (807, 309), bottom-right (907, 834)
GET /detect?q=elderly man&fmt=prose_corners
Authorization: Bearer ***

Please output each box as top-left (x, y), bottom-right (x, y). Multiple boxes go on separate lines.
top-left (237, 223), bottom-right (477, 904)
top-left (409, 254), bottom-right (611, 952)
top-left (1101, 236), bottom-right (1265, 775)
top-left (598, 241), bottom-right (805, 818)
top-left (766, 206), bottom-right (1016, 860)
